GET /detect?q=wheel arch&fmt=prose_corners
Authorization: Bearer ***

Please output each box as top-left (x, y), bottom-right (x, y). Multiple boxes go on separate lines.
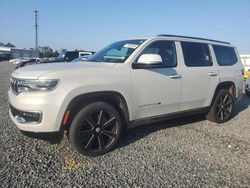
top-left (210, 81), bottom-right (236, 106)
top-left (61, 91), bottom-right (130, 131)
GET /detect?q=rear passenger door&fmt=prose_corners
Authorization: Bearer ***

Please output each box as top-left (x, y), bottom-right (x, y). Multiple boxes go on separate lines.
top-left (212, 45), bottom-right (244, 98)
top-left (180, 42), bottom-right (219, 110)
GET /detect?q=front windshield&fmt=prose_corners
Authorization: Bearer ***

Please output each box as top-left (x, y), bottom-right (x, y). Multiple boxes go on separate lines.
top-left (87, 39), bottom-right (145, 63)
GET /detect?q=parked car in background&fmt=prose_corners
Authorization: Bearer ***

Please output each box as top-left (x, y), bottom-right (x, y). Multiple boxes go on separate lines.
top-left (244, 67), bottom-right (250, 79)
top-left (42, 51), bottom-right (95, 64)
top-left (0, 53), bottom-right (11, 61)
top-left (245, 77), bottom-right (250, 96)
top-left (8, 35), bottom-right (244, 156)
top-left (10, 57), bottom-right (30, 65)
top-left (13, 51), bottom-right (95, 68)
top-left (79, 51), bottom-right (94, 57)
top-left (71, 55), bottom-right (91, 62)
top-left (15, 58), bottom-right (42, 69)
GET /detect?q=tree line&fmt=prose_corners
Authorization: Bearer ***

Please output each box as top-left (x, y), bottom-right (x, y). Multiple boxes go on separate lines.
top-left (38, 46), bottom-right (60, 58)
top-left (0, 42), bottom-right (16, 48)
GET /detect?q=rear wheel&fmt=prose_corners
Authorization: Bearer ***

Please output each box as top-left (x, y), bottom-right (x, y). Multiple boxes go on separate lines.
top-left (68, 102), bottom-right (122, 156)
top-left (206, 89), bottom-right (234, 123)
top-left (245, 90), bottom-right (250, 96)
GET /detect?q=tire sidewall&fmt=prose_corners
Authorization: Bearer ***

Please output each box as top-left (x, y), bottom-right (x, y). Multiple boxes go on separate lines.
top-left (211, 89), bottom-right (234, 123)
top-left (246, 91), bottom-right (250, 96)
top-left (68, 102), bottom-right (122, 157)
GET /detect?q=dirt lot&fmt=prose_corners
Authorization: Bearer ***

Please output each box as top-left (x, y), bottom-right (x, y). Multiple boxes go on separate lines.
top-left (0, 60), bottom-right (250, 187)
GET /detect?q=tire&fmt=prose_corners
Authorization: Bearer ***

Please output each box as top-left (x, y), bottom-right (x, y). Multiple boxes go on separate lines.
top-left (246, 90), bottom-right (250, 96)
top-left (206, 89), bottom-right (234, 123)
top-left (68, 102), bottom-right (122, 157)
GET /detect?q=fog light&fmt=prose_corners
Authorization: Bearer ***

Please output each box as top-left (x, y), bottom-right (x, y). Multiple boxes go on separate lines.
top-left (10, 105), bottom-right (42, 123)
top-left (15, 116), bottom-right (27, 123)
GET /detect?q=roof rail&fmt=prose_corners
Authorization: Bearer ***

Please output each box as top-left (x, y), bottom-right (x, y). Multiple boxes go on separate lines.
top-left (157, 34), bottom-right (230, 44)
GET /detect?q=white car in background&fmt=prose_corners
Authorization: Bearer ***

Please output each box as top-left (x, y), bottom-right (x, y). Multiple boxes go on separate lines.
top-left (10, 57), bottom-right (30, 65)
top-left (15, 58), bottom-right (42, 69)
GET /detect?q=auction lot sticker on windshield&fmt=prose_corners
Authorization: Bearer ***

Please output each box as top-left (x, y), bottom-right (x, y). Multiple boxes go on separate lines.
top-left (123, 44), bottom-right (138, 49)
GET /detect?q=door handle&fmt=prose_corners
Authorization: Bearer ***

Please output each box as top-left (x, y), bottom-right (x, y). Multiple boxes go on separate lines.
top-left (208, 72), bottom-right (218, 76)
top-left (169, 74), bottom-right (182, 79)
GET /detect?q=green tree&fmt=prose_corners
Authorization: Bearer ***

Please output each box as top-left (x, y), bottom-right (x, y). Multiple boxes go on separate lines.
top-left (39, 46), bottom-right (54, 58)
top-left (4, 42), bottom-right (15, 48)
top-left (53, 50), bottom-right (59, 57)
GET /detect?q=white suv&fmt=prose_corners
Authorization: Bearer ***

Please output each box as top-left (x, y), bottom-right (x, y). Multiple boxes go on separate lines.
top-left (8, 35), bottom-right (244, 156)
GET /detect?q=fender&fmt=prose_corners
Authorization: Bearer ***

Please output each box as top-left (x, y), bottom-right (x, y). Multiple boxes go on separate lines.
top-left (210, 81), bottom-right (236, 106)
top-left (60, 91), bottom-right (130, 130)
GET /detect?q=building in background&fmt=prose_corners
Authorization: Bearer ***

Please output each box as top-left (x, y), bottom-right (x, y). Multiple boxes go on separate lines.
top-left (0, 46), bottom-right (39, 58)
top-left (240, 54), bottom-right (250, 70)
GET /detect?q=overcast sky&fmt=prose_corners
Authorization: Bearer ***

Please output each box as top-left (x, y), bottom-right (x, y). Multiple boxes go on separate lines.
top-left (1, 0), bottom-right (250, 53)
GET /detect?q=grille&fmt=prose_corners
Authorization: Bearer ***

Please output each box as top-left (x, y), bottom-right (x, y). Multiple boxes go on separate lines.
top-left (10, 77), bottom-right (20, 94)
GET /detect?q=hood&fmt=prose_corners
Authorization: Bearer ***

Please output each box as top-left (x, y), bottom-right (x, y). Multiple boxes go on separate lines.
top-left (11, 61), bottom-right (116, 79)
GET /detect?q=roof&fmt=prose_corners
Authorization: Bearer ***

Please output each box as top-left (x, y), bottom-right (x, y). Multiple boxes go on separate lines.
top-left (240, 55), bottom-right (250, 58)
top-left (0, 46), bottom-right (11, 52)
top-left (156, 34), bottom-right (230, 44)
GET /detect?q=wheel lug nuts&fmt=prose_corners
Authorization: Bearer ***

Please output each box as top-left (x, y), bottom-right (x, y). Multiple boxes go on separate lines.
top-left (95, 127), bottom-right (101, 133)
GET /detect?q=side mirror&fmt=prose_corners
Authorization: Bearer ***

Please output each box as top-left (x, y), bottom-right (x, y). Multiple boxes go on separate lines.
top-left (133, 54), bottom-right (162, 69)
top-left (138, 54), bottom-right (162, 64)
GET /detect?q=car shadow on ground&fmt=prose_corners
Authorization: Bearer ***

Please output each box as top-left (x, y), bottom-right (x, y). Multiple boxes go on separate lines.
top-left (117, 114), bottom-right (206, 150)
top-left (116, 95), bottom-right (250, 149)
top-left (231, 95), bottom-right (250, 118)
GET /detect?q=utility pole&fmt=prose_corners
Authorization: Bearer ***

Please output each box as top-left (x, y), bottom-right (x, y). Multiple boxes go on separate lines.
top-left (34, 10), bottom-right (39, 50)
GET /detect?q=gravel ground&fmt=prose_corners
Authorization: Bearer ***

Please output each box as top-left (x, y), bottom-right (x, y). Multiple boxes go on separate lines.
top-left (0, 61), bottom-right (250, 187)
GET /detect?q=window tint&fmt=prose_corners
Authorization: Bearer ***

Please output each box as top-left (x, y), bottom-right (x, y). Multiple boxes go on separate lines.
top-left (213, 45), bottom-right (237, 66)
top-left (88, 39), bottom-right (145, 63)
top-left (139, 41), bottom-right (177, 67)
top-left (181, 42), bottom-right (212, 67)
top-left (106, 48), bottom-right (129, 60)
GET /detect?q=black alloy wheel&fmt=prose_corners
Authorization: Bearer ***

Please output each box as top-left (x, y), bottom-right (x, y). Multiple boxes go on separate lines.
top-left (206, 89), bottom-right (234, 123)
top-left (215, 92), bottom-right (233, 121)
top-left (69, 102), bottom-right (122, 156)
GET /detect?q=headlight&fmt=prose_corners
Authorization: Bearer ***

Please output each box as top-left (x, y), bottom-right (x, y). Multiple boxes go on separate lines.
top-left (10, 78), bottom-right (59, 94)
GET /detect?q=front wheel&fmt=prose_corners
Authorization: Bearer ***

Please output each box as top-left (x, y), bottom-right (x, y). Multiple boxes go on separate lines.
top-left (68, 102), bottom-right (122, 157)
top-left (206, 89), bottom-right (234, 123)
top-left (245, 90), bottom-right (250, 96)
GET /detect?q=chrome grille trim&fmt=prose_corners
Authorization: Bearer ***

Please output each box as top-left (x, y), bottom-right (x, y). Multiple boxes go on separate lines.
top-left (10, 77), bottom-right (20, 94)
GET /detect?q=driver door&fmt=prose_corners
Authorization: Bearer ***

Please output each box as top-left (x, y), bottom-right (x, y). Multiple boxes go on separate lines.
top-left (131, 40), bottom-right (183, 120)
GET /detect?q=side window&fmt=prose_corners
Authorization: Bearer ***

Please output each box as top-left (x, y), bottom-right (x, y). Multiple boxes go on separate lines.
top-left (181, 42), bottom-right (212, 67)
top-left (213, 45), bottom-right (237, 66)
top-left (138, 41), bottom-right (177, 67)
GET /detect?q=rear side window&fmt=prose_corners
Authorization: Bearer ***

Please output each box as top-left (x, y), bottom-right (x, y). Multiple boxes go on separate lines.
top-left (181, 42), bottom-right (212, 67)
top-left (213, 45), bottom-right (237, 66)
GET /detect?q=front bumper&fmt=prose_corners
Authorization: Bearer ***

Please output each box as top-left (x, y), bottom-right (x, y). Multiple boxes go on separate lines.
top-left (10, 104), bottom-right (43, 124)
top-left (8, 85), bottom-right (68, 133)
top-left (19, 130), bottom-right (63, 141)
